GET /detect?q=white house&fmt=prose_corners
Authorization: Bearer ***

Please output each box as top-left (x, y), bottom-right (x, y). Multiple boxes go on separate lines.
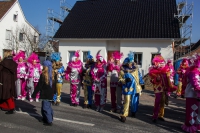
top-left (54, 0), bottom-right (180, 76)
top-left (0, 0), bottom-right (40, 57)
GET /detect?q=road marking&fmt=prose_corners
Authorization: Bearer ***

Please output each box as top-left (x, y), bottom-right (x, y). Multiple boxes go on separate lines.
top-left (16, 111), bottom-right (95, 126)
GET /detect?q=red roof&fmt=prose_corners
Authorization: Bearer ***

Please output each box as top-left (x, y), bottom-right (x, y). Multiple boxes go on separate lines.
top-left (0, 0), bottom-right (17, 20)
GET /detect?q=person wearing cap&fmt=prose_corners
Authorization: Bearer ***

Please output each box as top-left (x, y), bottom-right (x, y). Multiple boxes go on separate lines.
top-left (91, 50), bottom-right (107, 112)
top-left (182, 54), bottom-right (200, 132)
top-left (0, 50), bottom-right (17, 114)
top-left (65, 50), bottom-right (83, 106)
top-left (32, 60), bottom-right (54, 126)
top-left (119, 51), bottom-right (144, 122)
top-left (13, 50), bottom-right (28, 100)
top-left (108, 51), bottom-right (123, 113)
top-left (51, 52), bottom-right (65, 106)
top-left (82, 51), bottom-right (95, 109)
top-left (149, 55), bottom-right (176, 123)
top-left (27, 53), bottom-right (42, 102)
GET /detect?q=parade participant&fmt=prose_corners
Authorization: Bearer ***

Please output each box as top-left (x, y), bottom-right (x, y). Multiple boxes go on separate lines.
top-left (0, 50), bottom-right (17, 114)
top-left (32, 60), bottom-right (54, 126)
top-left (108, 51), bottom-right (123, 113)
top-left (82, 51), bottom-right (95, 109)
top-left (166, 59), bottom-right (175, 97)
top-left (27, 53), bottom-right (42, 102)
top-left (176, 58), bottom-right (189, 98)
top-left (51, 52), bottom-right (65, 106)
top-left (149, 55), bottom-right (175, 123)
top-left (182, 54), bottom-right (200, 133)
top-left (65, 50), bottom-right (83, 106)
top-left (13, 50), bottom-right (27, 100)
top-left (91, 50), bottom-right (107, 112)
top-left (119, 51), bottom-right (144, 122)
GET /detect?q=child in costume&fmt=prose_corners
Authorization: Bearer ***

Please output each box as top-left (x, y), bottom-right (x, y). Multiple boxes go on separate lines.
top-left (32, 60), bottom-right (54, 126)
top-left (27, 53), bottom-right (42, 102)
top-left (108, 51), bottom-right (123, 113)
top-left (65, 50), bottom-right (83, 106)
top-left (182, 54), bottom-right (200, 133)
top-left (176, 58), bottom-right (189, 98)
top-left (91, 50), bottom-right (107, 112)
top-left (51, 52), bottom-right (65, 106)
top-left (82, 51), bottom-right (95, 109)
top-left (13, 50), bottom-right (27, 100)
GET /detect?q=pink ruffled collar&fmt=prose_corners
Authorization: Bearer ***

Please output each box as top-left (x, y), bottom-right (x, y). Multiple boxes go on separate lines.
top-left (68, 60), bottom-right (82, 68)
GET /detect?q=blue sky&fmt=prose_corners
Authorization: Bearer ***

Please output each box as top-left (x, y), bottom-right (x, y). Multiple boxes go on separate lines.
top-left (19, 0), bottom-right (200, 43)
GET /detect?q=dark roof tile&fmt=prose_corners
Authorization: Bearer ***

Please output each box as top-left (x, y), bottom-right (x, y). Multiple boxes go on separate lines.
top-left (0, 0), bottom-right (16, 20)
top-left (54, 0), bottom-right (180, 39)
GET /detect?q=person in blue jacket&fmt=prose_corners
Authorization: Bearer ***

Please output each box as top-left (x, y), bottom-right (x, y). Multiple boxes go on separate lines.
top-left (119, 51), bottom-right (144, 122)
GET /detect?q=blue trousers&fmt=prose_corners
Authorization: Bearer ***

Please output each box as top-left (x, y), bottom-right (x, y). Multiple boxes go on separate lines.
top-left (41, 100), bottom-right (53, 123)
top-left (130, 93), bottom-right (139, 113)
top-left (87, 86), bottom-right (94, 105)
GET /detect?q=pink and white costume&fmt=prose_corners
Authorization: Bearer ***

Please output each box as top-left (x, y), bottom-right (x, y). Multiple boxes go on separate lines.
top-left (65, 50), bottom-right (83, 106)
top-left (182, 54), bottom-right (200, 133)
top-left (108, 51), bottom-right (123, 112)
top-left (13, 51), bottom-right (27, 100)
top-left (166, 59), bottom-right (175, 96)
top-left (27, 53), bottom-right (42, 102)
top-left (91, 50), bottom-right (107, 112)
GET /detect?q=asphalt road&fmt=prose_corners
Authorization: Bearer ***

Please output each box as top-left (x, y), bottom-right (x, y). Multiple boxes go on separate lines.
top-left (0, 83), bottom-right (186, 133)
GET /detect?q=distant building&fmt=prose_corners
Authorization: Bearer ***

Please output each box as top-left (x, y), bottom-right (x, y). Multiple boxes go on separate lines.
top-left (0, 0), bottom-right (40, 57)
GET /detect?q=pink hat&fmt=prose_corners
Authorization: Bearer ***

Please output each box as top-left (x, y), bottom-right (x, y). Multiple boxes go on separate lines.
top-left (74, 50), bottom-right (80, 58)
top-left (112, 51), bottom-right (123, 60)
top-left (27, 53), bottom-right (40, 64)
top-left (96, 50), bottom-right (106, 63)
top-left (13, 50), bottom-right (26, 61)
top-left (152, 55), bottom-right (165, 64)
top-left (167, 59), bottom-right (172, 63)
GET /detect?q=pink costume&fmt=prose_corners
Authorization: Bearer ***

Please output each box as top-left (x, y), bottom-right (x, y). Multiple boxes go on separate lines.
top-left (108, 51), bottom-right (123, 112)
top-left (149, 55), bottom-right (176, 122)
top-left (166, 59), bottom-right (175, 96)
top-left (91, 50), bottom-right (107, 112)
top-left (182, 54), bottom-right (200, 133)
top-left (13, 51), bottom-right (27, 100)
top-left (176, 58), bottom-right (189, 97)
top-left (65, 50), bottom-right (83, 106)
top-left (27, 53), bottom-right (42, 102)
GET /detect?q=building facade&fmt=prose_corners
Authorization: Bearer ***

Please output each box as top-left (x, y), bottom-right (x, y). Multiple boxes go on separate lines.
top-left (0, 0), bottom-right (40, 57)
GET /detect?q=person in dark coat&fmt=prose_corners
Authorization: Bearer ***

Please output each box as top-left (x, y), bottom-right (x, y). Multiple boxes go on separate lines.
top-left (32, 60), bottom-right (54, 126)
top-left (0, 50), bottom-right (18, 114)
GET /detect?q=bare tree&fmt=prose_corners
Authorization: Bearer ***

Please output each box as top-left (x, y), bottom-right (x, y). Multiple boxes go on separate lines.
top-left (4, 24), bottom-right (40, 56)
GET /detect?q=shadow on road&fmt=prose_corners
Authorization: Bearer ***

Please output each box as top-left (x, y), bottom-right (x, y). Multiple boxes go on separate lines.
top-left (15, 100), bottom-right (42, 122)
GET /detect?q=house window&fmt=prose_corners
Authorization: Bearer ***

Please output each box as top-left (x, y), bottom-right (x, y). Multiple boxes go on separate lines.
top-left (83, 51), bottom-right (88, 62)
top-left (134, 53), bottom-right (142, 66)
top-left (13, 14), bottom-right (18, 22)
top-left (33, 36), bottom-right (37, 43)
top-left (19, 33), bottom-right (24, 42)
top-left (151, 53), bottom-right (161, 64)
top-left (68, 51), bottom-right (75, 61)
top-left (6, 30), bottom-right (11, 40)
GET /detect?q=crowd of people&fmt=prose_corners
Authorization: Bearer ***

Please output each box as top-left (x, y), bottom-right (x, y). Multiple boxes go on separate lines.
top-left (0, 49), bottom-right (199, 132)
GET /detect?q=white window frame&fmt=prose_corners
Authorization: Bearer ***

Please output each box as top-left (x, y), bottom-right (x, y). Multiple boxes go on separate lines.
top-left (13, 14), bottom-right (18, 22)
top-left (82, 51), bottom-right (88, 63)
top-left (134, 52), bottom-right (143, 67)
top-left (5, 30), bottom-right (11, 40)
top-left (33, 36), bottom-right (37, 43)
top-left (19, 33), bottom-right (24, 42)
top-left (68, 51), bottom-right (75, 61)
